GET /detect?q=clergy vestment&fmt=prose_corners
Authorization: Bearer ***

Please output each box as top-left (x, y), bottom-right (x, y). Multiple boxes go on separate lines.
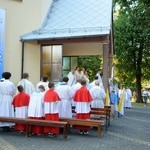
top-left (71, 82), bottom-right (82, 107)
top-left (44, 89), bottom-right (60, 134)
top-left (36, 81), bottom-right (49, 91)
top-left (12, 92), bottom-right (30, 131)
top-left (90, 86), bottom-right (106, 108)
top-left (55, 82), bottom-right (73, 118)
top-left (124, 89), bottom-right (132, 108)
top-left (67, 72), bottom-right (76, 86)
top-left (0, 80), bottom-right (16, 127)
top-left (118, 89), bottom-right (124, 116)
top-left (28, 91), bottom-right (45, 134)
top-left (18, 79), bottom-right (35, 95)
top-left (74, 87), bottom-right (93, 130)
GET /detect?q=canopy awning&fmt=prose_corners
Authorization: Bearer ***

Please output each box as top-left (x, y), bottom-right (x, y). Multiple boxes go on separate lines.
top-left (21, 0), bottom-right (112, 42)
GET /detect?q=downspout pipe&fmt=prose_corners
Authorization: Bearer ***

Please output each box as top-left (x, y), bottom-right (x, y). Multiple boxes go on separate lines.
top-left (21, 41), bottom-right (24, 79)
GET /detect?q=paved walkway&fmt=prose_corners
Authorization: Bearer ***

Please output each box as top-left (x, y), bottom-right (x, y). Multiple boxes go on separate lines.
top-left (0, 105), bottom-right (150, 150)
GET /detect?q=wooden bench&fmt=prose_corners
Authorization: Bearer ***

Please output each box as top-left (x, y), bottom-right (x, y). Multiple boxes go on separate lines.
top-left (26, 119), bottom-right (69, 139)
top-left (91, 107), bottom-right (111, 127)
top-left (60, 117), bottom-right (103, 138)
top-left (90, 110), bottom-right (109, 132)
top-left (72, 106), bottom-right (111, 130)
top-left (0, 117), bottom-right (28, 136)
top-left (0, 117), bottom-right (69, 139)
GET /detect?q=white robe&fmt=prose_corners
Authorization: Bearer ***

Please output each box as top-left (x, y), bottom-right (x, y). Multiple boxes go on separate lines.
top-left (0, 80), bottom-right (16, 127)
top-left (75, 102), bottom-right (91, 113)
top-left (55, 84), bottom-right (73, 118)
top-left (71, 82), bottom-right (82, 106)
top-left (15, 106), bottom-right (28, 118)
top-left (84, 75), bottom-right (90, 87)
top-left (88, 81), bottom-right (96, 90)
top-left (44, 102), bottom-right (60, 114)
top-left (36, 81), bottom-right (49, 91)
top-left (124, 89), bottom-right (132, 108)
top-left (90, 86), bottom-right (106, 108)
top-left (67, 72), bottom-right (76, 86)
top-left (18, 79), bottom-right (35, 95)
top-left (96, 72), bottom-right (103, 83)
top-left (28, 91), bottom-right (44, 118)
top-left (88, 80), bottom-right (105, 92)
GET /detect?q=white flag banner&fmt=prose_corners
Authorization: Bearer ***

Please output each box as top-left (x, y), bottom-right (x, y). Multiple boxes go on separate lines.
top-left (0, 8), bottom-right (5, 78)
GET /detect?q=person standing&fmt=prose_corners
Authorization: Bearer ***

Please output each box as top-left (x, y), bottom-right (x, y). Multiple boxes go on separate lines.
top-left (74, 79), bottom-right (93, 134)
top-left (28, 85), bottom-right (45, 135)
top-left (88, 76), bottom-right (99, 90)
top-left (110, 88), bottom-right (118, 117)
top-left (84, 71), bottom-right (90, 88)
top-left (67, 68), bottom-right (76, 86)
top-left (44, 82), bottom-right (60, 136)
top-left (0, 72), bottom-right (16, 131)
top-left (124, 87), bottom-right (132, 108)
top-left (90, 81), bottom-right (106, 108)
top-left (96, 69), bottom-right (103, 84)
top-left (142, 88), bottom-right (149, 106)
top-left (18, 73), bottom-right (35, 95)
top-left (71, 78), bottom-right (82, 107)
top-left (12, 85), bottom-right (30, 132)
top-left (36, 75), bottom-right (49, 91)
top-left (55, 77), bottom-right (73, 118)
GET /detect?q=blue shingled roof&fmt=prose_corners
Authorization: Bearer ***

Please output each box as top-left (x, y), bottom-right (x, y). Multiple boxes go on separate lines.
top-left (21, 0), bottom-right (112, 41)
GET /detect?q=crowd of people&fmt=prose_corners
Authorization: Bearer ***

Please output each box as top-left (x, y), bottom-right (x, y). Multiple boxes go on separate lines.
top-left (0, 70), bottom-right (106, 136)
top-left (0, 69), bottom-right (149, 137)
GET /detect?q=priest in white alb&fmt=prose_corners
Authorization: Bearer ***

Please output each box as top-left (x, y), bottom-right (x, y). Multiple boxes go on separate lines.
top-left (90, 80), bottom-right (106, 108)
top-left (71, 78), bottom-right (82, 107)
top-left (0, 72), bottom-right (16, 131)
top-left (55, 77), bottom-right (73, 118)
top-left (18, 73), bottom-right (35, 95)
top-left (36, 75), bottom-right (49, 91)
top-left (124, 87), bottom-right (132, 108)
top-left (67, 68), bottom-right (76, 86)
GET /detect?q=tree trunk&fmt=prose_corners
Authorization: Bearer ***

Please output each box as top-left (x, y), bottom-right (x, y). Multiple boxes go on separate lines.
top-left (136, 45), bottom-right (143, 103)
top-left (136, 73), bottom-right (142, 103)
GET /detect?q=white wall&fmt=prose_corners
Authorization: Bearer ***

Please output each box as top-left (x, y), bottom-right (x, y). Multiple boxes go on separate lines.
top-left (41, 0), bottom-right (53, 23)
top-left (0, 0), bottom-right (52, 85)
top-left (63, 42), bottom-right (103, 56)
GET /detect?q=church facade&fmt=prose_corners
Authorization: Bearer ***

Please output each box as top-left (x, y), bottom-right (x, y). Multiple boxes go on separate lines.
top-left (0, 0), bottom-right (113, 90)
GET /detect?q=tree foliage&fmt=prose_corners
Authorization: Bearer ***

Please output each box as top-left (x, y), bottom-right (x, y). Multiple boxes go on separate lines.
top-left (114, 0), bottom-right (150, 102)
top-left (78, 56), bottom-right (102, 81)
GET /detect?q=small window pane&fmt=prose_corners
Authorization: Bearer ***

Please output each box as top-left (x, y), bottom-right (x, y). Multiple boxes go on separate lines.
top-left (63, 57), bottom-right (70, 70)
top-left (51, 64), bottom-right (62, 82)
top-left (71, 57), bottom-right (78, 68)
top-left (42, 64), bottom-right (51, 80)
top-left (52, 45), bottom-right (62, 62)
top-left (42, 46), bottom-right (51, 63)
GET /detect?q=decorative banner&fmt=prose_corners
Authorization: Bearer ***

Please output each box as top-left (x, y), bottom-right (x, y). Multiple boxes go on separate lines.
top-left (0, 8), bottom-right (5, 78)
